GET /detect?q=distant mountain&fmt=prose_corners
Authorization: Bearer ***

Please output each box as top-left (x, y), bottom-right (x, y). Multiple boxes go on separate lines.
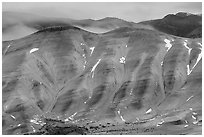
top-left (2, 11), bottom-right (153, 41)
top-left (139, 12), bottom-right (202, 38)
top-left (2, 11), bottom-right (73, 40)
top-left (2, 11), bottom-right (202, 41)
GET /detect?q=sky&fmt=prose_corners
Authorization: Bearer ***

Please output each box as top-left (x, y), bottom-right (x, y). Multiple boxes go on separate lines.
top-left (2, 2), bottom-right (202, 23)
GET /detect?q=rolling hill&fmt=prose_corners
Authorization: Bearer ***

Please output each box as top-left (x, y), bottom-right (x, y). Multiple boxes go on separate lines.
top-left (2, 25), bottom-right (202, 134)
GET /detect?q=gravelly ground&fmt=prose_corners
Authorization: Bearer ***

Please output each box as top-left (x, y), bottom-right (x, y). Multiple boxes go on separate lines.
top-left (24, 118), bottom-right (202, 135)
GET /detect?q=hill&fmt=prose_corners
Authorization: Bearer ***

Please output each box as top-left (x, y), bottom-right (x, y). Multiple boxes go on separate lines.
top-left (2, 26), bottom-right (202, 135)
top-left (139, 12), bottom-right (202, 38)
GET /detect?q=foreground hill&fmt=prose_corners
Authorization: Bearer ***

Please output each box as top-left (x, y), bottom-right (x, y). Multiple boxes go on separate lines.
top-left (140, 12), bottom-right (202, 38)
top-left (2, 26), bottom-right (202, 134)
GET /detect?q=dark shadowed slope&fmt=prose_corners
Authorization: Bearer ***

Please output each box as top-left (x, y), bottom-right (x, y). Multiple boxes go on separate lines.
top-left (139, 12), bottom-right (202, 38)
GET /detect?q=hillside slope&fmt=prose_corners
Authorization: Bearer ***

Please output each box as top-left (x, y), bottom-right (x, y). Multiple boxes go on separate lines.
top-left (140, 12), bottom-right (202, 38)
top-left (2, 26), bottom-right (202, 135)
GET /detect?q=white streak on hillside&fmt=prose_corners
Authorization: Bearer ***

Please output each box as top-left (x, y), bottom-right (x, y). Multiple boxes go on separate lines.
top-left (187, 65), bottom-right (191, 75)
top-left (64, 112), bottom-right (78, 121)
top-left (193, 51), bottom-right (202, 70)
top-left (183, 40), bottom-right (192, 55)
top-left (146, 108), bottom-right (152, 114)
top-left (161, 61), bottom-right (163, 66)
top-left (69, 112), bottom-right (78, 120)
top-left (10, 115), bottom-right (16, 120)
top-left (91, 59), bottom-right (101, 78)
top-left (184, 40), bottom-right (192, 75)
top-left (3, 44), bottom-right (11, 55)
top-left (187, 47), bottom-right (202, 75)
top-left (30, 48), bottom-right (39, 53)
top-left (90, 47), bottom-right (95, 56)
top-left (118, 110), bottom-right (126, 122)
top-left (156, 119), bottom-right (165, 127)
top-left (119, 56), bottom-right (126, 64)
top-left (30, 117), bottom-right (46, 126)
top-left (198, 42), bottom-right (202, 47)
top-left (186, 95), bottom-right (194, 102)
top-left (164, 39), bottom-right (172, 52)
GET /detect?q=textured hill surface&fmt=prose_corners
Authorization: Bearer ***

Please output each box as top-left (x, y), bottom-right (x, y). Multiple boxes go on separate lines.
top-left (140, 12), bottom-right (202, 38)
top-left (2, 26), bottom-right (202, 135)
